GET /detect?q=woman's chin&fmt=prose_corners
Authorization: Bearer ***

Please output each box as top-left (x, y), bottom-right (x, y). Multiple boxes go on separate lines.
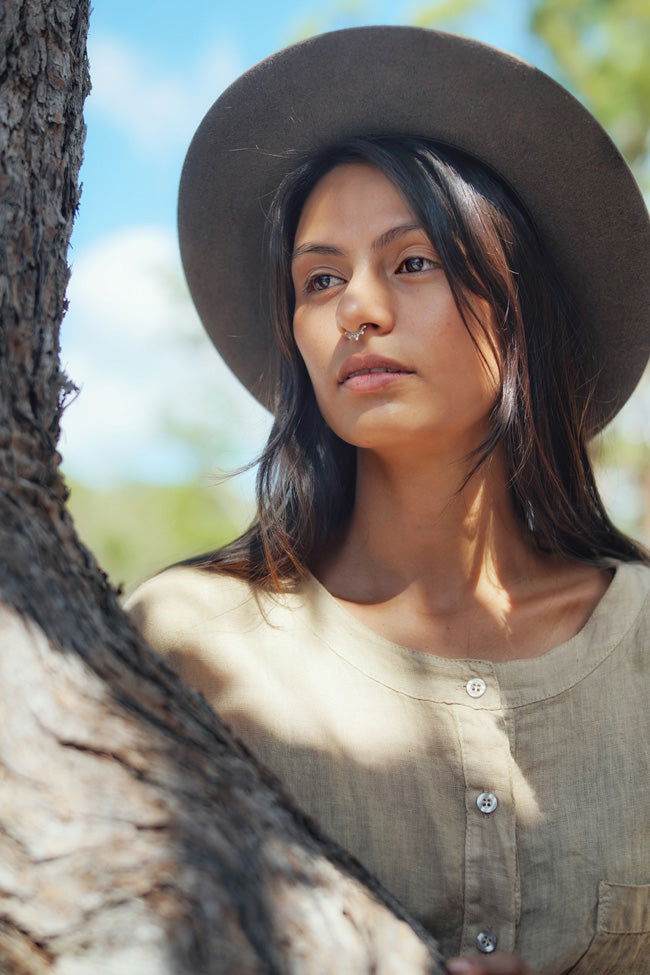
top-left (330, 424), bottom-right (446, 454)
top-left (328, 413), bottom-right (493, 459)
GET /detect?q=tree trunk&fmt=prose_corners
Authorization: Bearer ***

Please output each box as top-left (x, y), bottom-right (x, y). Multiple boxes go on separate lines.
top-left (0, 3), bottom-right (445, 972)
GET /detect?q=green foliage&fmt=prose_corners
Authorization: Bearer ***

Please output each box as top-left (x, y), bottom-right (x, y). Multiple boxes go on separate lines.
top-left (591, 423), bottom-right (650, 544)
top-left (411, 0), bottom-right (485, 29)
top-left (531, 0), bottom-right (650, 183)
top-left (66, 476), bottom-right (253, 598)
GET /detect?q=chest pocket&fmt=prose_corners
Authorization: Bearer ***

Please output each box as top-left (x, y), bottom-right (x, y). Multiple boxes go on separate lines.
top-left (567, 882), bottom-right (650, 974)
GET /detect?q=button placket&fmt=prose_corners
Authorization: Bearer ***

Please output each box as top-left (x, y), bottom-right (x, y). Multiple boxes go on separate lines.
top-left (453, 689), bottom-right (517, 957)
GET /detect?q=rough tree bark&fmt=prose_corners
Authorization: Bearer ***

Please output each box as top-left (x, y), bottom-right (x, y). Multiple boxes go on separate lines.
top-left (0, 2), bottom-right (446, 972)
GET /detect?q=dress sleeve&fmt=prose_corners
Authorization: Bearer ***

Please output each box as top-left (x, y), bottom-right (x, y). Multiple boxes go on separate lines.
top-left (123, 565), bottom-right (262, 683)
top-left (124, 569), bottom-right (189, 661)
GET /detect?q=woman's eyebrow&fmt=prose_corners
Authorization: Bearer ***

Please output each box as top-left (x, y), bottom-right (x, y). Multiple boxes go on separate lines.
top-left (292, 222), bottom-right (426, 262)
top-left (292, 242), bottom-right (343, 261)
top-left (373, 222), bottom-right (424, 251)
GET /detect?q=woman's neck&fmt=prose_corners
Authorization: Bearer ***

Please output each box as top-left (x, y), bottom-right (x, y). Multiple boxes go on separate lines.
top-left (318, 443), bottom-right (548, 609)
top-left (313, 444), bottom-right (613, 661)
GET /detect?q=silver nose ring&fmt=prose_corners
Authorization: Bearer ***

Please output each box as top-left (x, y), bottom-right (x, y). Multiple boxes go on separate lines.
top-left (341, 324), bottom-right (368, 342)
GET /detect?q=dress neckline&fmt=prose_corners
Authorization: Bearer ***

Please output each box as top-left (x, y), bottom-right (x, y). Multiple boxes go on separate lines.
top-left (295, 561), bottom-right (649, 706)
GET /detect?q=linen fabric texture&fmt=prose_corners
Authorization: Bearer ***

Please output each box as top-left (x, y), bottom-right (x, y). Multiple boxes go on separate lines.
top-left (126, 562), bottom-right (650, 974)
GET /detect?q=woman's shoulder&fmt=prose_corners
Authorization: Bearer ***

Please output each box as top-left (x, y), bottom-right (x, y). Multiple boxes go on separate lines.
top-left (124, 564), bottom-right (269, 655)
top-left (587, 560), bottom-right (650, 668)
top-left (611, 559), bottom-right (650, 616)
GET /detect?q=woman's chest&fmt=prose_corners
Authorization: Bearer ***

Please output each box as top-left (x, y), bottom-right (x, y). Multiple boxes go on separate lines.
top-left (214, 637), bottom-right (649, 974)
top-left (326, 567), bottom-right (613, 663)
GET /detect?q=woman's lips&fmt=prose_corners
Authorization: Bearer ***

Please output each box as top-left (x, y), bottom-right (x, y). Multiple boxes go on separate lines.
top-left (338, 355), bottom-right (414, 390)
top-left (342, 368), bottom-right (414, 391)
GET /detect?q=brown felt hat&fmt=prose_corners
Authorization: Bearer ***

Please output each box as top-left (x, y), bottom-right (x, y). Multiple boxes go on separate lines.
top-left (178, 26), bottom-right (650, 429)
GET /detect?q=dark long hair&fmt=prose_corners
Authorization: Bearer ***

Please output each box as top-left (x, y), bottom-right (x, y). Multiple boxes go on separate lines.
top-left (184, 135), bottom-right (648, 589)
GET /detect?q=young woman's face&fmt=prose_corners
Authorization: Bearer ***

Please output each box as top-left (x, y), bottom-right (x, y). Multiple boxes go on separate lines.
top-left (291, 162), bottom-right (500, 457)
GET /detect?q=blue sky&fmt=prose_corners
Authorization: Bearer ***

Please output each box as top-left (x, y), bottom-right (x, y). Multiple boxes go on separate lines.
top-left (61, 0), bottom-right (646, 507)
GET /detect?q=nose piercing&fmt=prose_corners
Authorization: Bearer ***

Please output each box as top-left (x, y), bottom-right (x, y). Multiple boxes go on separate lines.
top-left (340, 324), bottom-right (368, 342)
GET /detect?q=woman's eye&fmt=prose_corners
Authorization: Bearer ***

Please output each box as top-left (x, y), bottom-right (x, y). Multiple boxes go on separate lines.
top-left (398, 256), bottom-right (439, 273)
top-left (306, 273), bottom-right (344, 293)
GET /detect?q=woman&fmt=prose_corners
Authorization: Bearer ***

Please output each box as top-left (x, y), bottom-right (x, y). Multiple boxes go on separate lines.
top-left (127, 27), bottom-right (650, 975)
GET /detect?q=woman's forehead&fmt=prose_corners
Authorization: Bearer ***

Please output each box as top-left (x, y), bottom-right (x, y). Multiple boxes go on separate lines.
top-left (295, 162), bottom-right (421, 246)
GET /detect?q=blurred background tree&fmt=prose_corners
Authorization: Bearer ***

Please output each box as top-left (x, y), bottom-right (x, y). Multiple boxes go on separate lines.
top-left (529, 0), bottom-right (650, 542)
top-left (531, 0), bottom-right (649, 188)
top-left (65, 0), bottom-right (649, 595)
top-left (68, 476), bottom-right (250, 594)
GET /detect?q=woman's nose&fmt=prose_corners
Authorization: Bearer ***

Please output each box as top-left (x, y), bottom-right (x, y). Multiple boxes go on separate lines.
top-left (335, 272), bottom-right (395, 338)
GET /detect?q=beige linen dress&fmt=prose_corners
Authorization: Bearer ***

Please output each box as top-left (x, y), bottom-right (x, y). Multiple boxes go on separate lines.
top-left (127, 560), bottom-right (650, 974)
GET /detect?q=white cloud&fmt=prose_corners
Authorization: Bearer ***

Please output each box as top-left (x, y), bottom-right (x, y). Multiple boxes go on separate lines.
top-left (60, 226), bottom-right (271, 486)
top-left (86, 34), bottom-right (242, 153)
top-left (68, 226), bottom-right (182, 338)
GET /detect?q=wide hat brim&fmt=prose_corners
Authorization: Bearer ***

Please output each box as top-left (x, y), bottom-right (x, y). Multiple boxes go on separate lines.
top-left (178, 26), bottom-right (650, 431)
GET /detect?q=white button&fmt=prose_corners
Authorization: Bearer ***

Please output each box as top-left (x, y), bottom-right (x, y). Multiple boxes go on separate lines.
top-left (476, 930), bottom-right (498, 953)
top-left (466, 677), bottom-right (487, 698)
top-left (477, 792), bottom-right (498, 814)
